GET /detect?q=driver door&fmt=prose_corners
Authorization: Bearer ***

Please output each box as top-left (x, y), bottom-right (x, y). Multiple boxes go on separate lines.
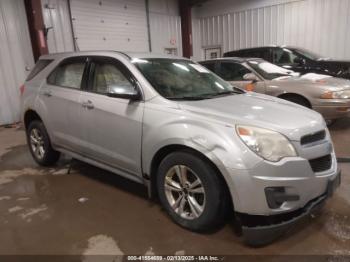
top-left (79, 56), bottom-right (144, 177)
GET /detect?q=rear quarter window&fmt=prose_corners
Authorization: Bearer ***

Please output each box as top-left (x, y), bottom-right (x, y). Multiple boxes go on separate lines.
top-left (26, 59), bottom-right (53, 81)
top-left (200, 62), bottom-right (216, 73)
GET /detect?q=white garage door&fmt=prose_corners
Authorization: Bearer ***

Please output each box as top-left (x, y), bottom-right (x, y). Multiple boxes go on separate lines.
top-left (0, 0), bottom-right (34, 125)
top-left (70, 0), bottom-right (149, 52)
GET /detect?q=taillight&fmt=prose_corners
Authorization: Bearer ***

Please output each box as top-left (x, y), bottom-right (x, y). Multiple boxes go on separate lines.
top-left (20, 84), bottom-right (25, 96)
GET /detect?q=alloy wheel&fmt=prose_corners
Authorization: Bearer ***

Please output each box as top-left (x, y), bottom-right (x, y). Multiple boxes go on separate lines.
top-left (30, 128), bottom-right (45, 160)
top-left (164, 165), bottom-right (206, 220)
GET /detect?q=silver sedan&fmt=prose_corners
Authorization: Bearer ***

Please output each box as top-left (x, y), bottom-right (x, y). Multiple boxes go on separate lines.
top-left (200, 58), bottom-right (350, 124)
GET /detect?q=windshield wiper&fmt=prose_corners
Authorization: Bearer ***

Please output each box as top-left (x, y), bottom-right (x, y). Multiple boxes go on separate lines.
top-left (167, 90), bottom-right (244, 101)
top-left (167, 96), bottom-right (210, 101)
top-left (205, 90), bottom-right (244, 97)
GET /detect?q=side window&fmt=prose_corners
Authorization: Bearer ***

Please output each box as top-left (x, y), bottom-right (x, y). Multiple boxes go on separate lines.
top-left (200, 62), bottom-right (216, 73)
top-left (91, 61), bottom-right (135, 95)
top-left (48, 60), bottom-right (86, 89)
top-left (273, 48), bottom-right (298, 64)
top-left (217, 62), bottom-right (251, 81)
top-left (248, 49), bottom-right (270, 61)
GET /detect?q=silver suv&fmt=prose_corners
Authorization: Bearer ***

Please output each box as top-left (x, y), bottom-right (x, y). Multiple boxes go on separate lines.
top-left (21, 51), bottom-right (340, 245)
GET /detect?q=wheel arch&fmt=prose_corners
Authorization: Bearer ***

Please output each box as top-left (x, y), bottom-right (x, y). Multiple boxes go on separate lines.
top-left (24, 109), bottom-right (42, 130)
top-left (277, 92), bottom-right (312, 108)
top-left (148, 144), bottom-right (234, 212)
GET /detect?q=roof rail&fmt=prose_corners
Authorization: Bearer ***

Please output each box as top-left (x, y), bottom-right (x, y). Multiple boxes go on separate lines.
top-left (113, 51), bottom-right (131, 60)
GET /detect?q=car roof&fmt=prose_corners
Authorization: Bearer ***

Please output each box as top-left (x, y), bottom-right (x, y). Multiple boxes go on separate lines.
top-left (40, 51), bottom-right (189, 61)
top-left (199, 57), bottom-right (265, 63)
top-left (224, 45), bottom-right (301, 53)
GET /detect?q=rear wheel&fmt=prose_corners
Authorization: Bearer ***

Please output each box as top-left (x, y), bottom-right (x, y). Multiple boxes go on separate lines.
top-left (26, 120), bottom-right (60, 166)
top-left (157, 151), bottom-right (229, 231)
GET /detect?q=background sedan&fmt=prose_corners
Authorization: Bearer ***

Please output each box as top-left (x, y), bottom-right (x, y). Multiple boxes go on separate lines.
top-left (200, 58), bottom-right (350, 124)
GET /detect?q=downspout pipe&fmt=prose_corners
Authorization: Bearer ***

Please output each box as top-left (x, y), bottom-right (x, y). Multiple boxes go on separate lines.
top-left (67, 0), bottom-right (78, 51)
top-left (145, 0), bottom-right (152, 52)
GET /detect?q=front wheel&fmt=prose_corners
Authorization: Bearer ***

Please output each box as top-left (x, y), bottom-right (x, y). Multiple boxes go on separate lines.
top-left (282, 95), bottom-right (311, 108)
top-left (26, 120), bottom-right (60, 166)
top-left (157, 151), bottom-right (229, 232)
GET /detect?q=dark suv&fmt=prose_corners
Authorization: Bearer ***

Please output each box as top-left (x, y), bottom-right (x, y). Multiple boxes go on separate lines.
top-left (224, 46), bottom-right (350, 79)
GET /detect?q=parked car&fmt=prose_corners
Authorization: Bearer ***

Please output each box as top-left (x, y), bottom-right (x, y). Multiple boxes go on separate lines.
top-left (199, 57), bottom-right (350, 125)
top-left (21, 51), bottom-right (340, 246)
top-left (224, 46), bottom-right (350, 80)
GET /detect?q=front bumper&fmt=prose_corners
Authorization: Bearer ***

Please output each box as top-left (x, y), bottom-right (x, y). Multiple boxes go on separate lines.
top-left (313, 99), bottom-right (350, 119)
top-left (239, 169), bottom-right (341, 246)
top-left (225, 152), bottom-right (338, 216)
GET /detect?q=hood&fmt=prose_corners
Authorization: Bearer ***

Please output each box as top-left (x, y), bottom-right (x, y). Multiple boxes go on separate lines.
top-left (318, 59), bottom-right (350, 65)
top-left (272, 73), bottom-right (350, 92)
top-left (178, 93), bottom-right (325, 141)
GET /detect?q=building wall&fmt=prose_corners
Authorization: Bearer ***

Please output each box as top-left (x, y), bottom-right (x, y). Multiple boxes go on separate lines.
top-left (0, 0), bottom-right (34, 125)
top-left (42, 0), bottom-right (182, 55)
top-left (192, 0), bottom-right (350, 61)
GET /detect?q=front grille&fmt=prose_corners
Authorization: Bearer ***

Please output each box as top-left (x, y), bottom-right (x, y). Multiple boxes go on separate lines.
top-left (301, 130), bottom-right (326, 145)
top-left (309, 154), bottom-right (332, 173)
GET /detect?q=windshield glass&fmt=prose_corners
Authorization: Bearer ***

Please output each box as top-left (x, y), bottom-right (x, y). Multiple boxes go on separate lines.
top-left (247, 60), bottom-right (295, 80)
top-left (292, 48), bottom-right (323, 60)
top-left (132, 58), bottom-right (242, 100)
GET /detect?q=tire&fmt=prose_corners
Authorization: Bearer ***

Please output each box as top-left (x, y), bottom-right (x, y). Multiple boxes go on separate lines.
top-left (282, 95), bottom-right (311, 108)
top-left (325, 119), bottom-right (337, 127)
top-left (156, 151), bottom-right (229, 232)
top-left (26, 120), bottom-right (60, 166)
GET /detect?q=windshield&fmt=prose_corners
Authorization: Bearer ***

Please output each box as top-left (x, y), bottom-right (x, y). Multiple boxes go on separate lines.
top-left (247, 60), bottom-right (295, 80)
top-left (292, 48), bottom-right (323, 60)
top-left (132, 58), bottom-right (242, 100)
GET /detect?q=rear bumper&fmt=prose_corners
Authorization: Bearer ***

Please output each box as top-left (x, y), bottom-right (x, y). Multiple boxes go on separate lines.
top-left (239, 169), bottom-right (341, 246)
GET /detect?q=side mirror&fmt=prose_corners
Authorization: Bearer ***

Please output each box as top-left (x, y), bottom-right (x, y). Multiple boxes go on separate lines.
top-left (294, 57), bottom-right (306, 65)
top-left (243, 73), bottom-right (259, 82)
top-left (106, 85), bottom-right (142, 100)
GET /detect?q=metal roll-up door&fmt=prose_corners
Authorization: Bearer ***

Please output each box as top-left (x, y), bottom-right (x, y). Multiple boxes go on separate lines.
top-left (70, 0), bottom-right (149, 52)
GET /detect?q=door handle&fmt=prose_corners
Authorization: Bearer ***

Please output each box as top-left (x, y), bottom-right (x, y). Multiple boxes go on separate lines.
top-left (41, 90), bottom-right (52, 97)
top-left (82, 100), bottom-right (94, 110)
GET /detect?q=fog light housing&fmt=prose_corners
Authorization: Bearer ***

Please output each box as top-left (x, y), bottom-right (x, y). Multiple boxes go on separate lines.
top-left (265, 187), bottom-right (300, 209)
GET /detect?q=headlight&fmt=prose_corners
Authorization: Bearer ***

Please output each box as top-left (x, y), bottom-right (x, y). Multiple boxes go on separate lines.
top-left (321, 90), bottom-right (350, 99)
top-left (236, 125), bottom-right (297, 162)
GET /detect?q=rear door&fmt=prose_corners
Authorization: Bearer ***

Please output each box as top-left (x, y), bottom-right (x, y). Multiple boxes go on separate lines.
top-left (42, 56), bottom-right (88, 152)
top-left (216, 61), bottom-right (266, 93)
top-left (79, 56), bottom-right (144, 177)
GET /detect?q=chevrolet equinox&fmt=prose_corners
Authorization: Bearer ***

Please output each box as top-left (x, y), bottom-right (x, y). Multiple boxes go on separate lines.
top-left (21, 51), bottom-right (341, 245)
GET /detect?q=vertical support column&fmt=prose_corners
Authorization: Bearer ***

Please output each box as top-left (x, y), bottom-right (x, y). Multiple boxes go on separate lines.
top-left (24, 0), bottom-right (48, 61)
top-left (179, 0), bottom-right (193, 58)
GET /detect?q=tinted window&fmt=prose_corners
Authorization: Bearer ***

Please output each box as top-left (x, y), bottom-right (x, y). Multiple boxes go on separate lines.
top-left (200, 62), bottom-right (216, 73)
top-left (273, 48), bottom-right (299, 64)
top-left (48, 61), bottom-right (85, 89)
top-left (292, 48), bottom-right (323, 60)
top-left (90, 61), bottom-right (135, 95)
top-left (225, 49), bottom-right (271, 61)
top-left (247, 49), bottom-right (271, 61)
top-left (26, 59), bottom-right (53, 81)
top-left (217, 62), bottom-right (251, 81)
